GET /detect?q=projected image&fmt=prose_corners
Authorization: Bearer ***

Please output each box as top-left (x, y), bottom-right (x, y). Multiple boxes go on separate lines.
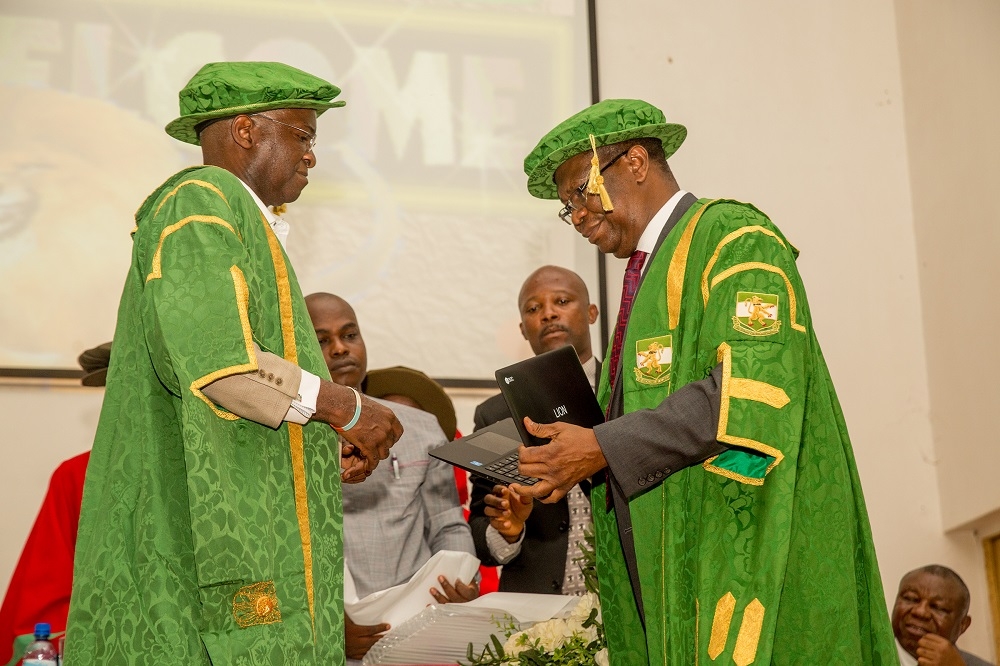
top-left (0, 0), bottom-right (592, 378)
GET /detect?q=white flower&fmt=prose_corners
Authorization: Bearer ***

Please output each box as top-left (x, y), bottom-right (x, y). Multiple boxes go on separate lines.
top-left (578, 622), bottom-right (599, 644)
top-left (491, 591), bottom-right (605, 664)
top-left (524, 617), bottom-right (575, 651)
top-left (569, 592), bottom-right (602, 625)
top-left (503, 630), bottom-right (530, 656)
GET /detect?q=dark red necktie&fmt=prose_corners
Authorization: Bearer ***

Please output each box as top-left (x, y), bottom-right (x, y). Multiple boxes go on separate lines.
top-left (607, 250), bottom-right (648, 404)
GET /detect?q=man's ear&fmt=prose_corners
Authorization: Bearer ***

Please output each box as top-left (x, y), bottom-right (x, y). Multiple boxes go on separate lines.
top-left (519, 321), bottom-right (528, 341)
top-left (627, 144), bottom-right (650, 184)
top-left (588, 303), bottom-right (599, 325)
top-left (958, 614), bottom-right (972, 637)
top-left (231, 114), bottom-right (255, 149)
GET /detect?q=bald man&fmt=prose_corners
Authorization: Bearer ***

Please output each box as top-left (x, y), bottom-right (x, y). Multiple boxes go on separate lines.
top-left (468, 265), bottom-right (600, 594)
top-left (305, 293), bottom-right (476, 663)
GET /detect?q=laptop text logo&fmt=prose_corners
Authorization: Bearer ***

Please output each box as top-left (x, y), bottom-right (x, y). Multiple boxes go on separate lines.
top-left (504, 376), bottom-right (514, 384)
top-left (553, 405), bottom-right (568, 418)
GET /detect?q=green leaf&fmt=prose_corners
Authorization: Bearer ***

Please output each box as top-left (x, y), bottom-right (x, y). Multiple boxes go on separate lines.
top-left (490, 633), bottom-right (506, 658)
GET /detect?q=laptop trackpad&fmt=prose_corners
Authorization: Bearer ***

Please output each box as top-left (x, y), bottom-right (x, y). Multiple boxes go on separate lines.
top-left (470, 431), bottom-right (520, 456)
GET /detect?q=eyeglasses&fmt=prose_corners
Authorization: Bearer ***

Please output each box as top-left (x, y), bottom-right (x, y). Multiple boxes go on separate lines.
top-left (557, 149), bottom-right (629, 224)
top-left (252, 114), bottom-right (317, 151)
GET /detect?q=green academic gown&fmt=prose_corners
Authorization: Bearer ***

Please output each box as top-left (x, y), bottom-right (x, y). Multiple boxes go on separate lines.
top-left (593, 199), bottom-right (898, 665)
top-left (65, 166), bottom-right (345, 665)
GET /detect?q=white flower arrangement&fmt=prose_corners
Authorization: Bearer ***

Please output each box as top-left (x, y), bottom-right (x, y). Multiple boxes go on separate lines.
top-left (505, 592), bottom-right (601, 655)
top-left (464, 527), bottom-right (606, 665)
top-left (463, 592), bottom-right (607, 666)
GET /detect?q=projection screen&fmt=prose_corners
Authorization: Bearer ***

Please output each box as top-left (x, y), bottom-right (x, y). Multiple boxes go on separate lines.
top-left (0, 0), bottom-right (595, 381)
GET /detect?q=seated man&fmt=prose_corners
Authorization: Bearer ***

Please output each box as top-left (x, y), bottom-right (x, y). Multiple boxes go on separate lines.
top-left (364, 365), bottom-right (499, 594)
top-left (468, 265), bottom-right (599, 595)
top-left (305, 292), bottom-right (477, 662)
top-left (892, 565), bottom-right (994, 666)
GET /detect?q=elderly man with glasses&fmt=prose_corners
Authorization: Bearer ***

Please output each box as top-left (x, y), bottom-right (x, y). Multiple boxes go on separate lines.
top-left (508, 99), bottom-right (897, 665)
top-left (64, 62), bottom-right (402, 665)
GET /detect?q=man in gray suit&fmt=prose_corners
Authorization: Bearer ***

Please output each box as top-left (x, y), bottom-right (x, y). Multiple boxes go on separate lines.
top-left (305, 292), bottom-right (477, 663)
top-left (893, 565), bottom-right (994, 666)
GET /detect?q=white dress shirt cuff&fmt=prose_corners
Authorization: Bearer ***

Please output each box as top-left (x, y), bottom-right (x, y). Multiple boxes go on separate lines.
top-left (284, 369), bottom-right (320, 424)
top-left (485, 524), bottom-right (525, 564)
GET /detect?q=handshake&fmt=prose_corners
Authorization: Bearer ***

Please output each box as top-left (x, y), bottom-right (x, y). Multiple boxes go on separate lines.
top-left (313, 380), bottom-right (404, 483)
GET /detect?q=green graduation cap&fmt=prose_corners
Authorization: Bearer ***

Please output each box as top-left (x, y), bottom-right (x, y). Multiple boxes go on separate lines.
top-left (523, 99), bottom-right (687, 201)
top-left (165, 61), bottom-right (346, 146)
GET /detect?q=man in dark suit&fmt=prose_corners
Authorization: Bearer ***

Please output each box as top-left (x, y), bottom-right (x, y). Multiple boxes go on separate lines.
top-left (468, 265), bottom-right (599, 594)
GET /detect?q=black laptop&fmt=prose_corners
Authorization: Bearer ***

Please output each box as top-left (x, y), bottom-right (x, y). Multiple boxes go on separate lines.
top-left (429, 345), bottom-right (604, 486)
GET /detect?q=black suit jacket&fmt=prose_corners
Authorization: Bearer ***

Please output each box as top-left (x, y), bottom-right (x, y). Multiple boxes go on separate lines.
top-left (468, 360), bottom-right (601, 594)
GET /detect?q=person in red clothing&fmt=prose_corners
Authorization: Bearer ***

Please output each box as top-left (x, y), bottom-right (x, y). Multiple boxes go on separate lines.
top-left (0, 343), bottom-right (108, 664)
top-left (364, 365), bottom-right (499, 596)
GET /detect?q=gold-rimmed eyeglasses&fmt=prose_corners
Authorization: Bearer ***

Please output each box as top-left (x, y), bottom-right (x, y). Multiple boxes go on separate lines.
top-left (557, 149), bottom-right (629, 224)
top-left (252, 113), bottom-right (317, 151)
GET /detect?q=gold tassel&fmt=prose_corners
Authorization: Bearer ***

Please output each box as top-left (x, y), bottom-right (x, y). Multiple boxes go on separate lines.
top-left (272, 204), bottom-right (287, 216)
top-left (586, 134), bottom-right (614, 212)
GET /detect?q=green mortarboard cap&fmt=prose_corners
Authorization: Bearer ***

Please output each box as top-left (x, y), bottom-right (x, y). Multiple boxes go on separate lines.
top-left (165, 61), bottom-right (346, 146)
top-left (523, 99), bottom-right (687, 200)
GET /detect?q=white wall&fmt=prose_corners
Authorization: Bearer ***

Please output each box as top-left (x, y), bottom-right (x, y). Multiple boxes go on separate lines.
top-left (894, 0), bottom-right (1000, 532)
top-left (1, 0), bottom-right (998, 659)
top-left (594, 0), bottom-right (994, 658)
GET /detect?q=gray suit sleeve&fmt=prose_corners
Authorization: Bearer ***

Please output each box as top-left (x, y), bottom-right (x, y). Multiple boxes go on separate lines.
top-left (421, 425), bottom-right (476, 557)
top-left (595, 364), bottom-right (726, 499)
top-left (959, 649), bottom-right (995, 666)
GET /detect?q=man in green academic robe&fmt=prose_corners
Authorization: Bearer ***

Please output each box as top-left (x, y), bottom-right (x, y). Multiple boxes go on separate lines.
top-left (509, 99), bottom-right (899, 665)
top-left (64, 62), bottom-right (403, 665)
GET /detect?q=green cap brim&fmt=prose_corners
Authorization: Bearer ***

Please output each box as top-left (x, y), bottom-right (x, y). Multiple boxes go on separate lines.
top-left (165, 99), bottom-right (346, 146)
top-left (525, 123), bottom-right (686, 200)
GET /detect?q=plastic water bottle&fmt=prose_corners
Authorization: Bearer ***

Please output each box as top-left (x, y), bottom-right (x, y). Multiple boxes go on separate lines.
top-left (22, 623), bottom-right (58, 665)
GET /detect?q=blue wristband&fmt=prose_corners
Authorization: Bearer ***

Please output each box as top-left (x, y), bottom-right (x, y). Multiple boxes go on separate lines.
top-left (334, 387), bottom-right (362, 431)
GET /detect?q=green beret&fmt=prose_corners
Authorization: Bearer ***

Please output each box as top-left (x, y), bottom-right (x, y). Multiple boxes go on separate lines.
top-left (523, 99), bottom-right (686, 200)
top-left (165, 61), bottom-right (346, 146)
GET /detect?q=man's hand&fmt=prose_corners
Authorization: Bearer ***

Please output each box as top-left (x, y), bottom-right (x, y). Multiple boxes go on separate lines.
top-left (339, 393), bottom-right (403, 469)
top-left (339, 441), bottom-right (368, 484)
top-left (483, 484), bottom-right (533, 543)
top-left (429, 575), bottom-right (479, 604)
top-left (509, 417), bottom-right (607, 503)
top-left (915, 634), bottom-right (965, 666)
top-left (315, 381), bottom-right (403, 474)
top-left (344, 613), bottom-right (389, 660)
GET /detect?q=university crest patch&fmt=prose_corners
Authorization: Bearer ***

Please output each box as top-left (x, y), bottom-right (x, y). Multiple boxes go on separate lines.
top-left (733, 291), bottom-right (781, 336)
top-left (634, 334), bottom-right (672, 386)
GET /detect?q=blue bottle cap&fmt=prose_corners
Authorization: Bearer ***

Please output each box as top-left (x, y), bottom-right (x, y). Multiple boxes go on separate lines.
top-left (34, 622), bottom-right (51, 638)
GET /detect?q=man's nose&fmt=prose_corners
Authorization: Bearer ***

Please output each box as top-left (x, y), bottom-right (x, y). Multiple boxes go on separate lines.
top-left (540, 304), bottom-right (558, 322)
top-left (911, 600), bottom-right (932, 618)
top-left (304, 148), bottom-right (316, 168)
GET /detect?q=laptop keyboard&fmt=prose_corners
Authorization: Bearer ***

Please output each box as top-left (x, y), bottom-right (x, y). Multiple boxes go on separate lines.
top-left (483, 451), bottom-right (538, 485)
